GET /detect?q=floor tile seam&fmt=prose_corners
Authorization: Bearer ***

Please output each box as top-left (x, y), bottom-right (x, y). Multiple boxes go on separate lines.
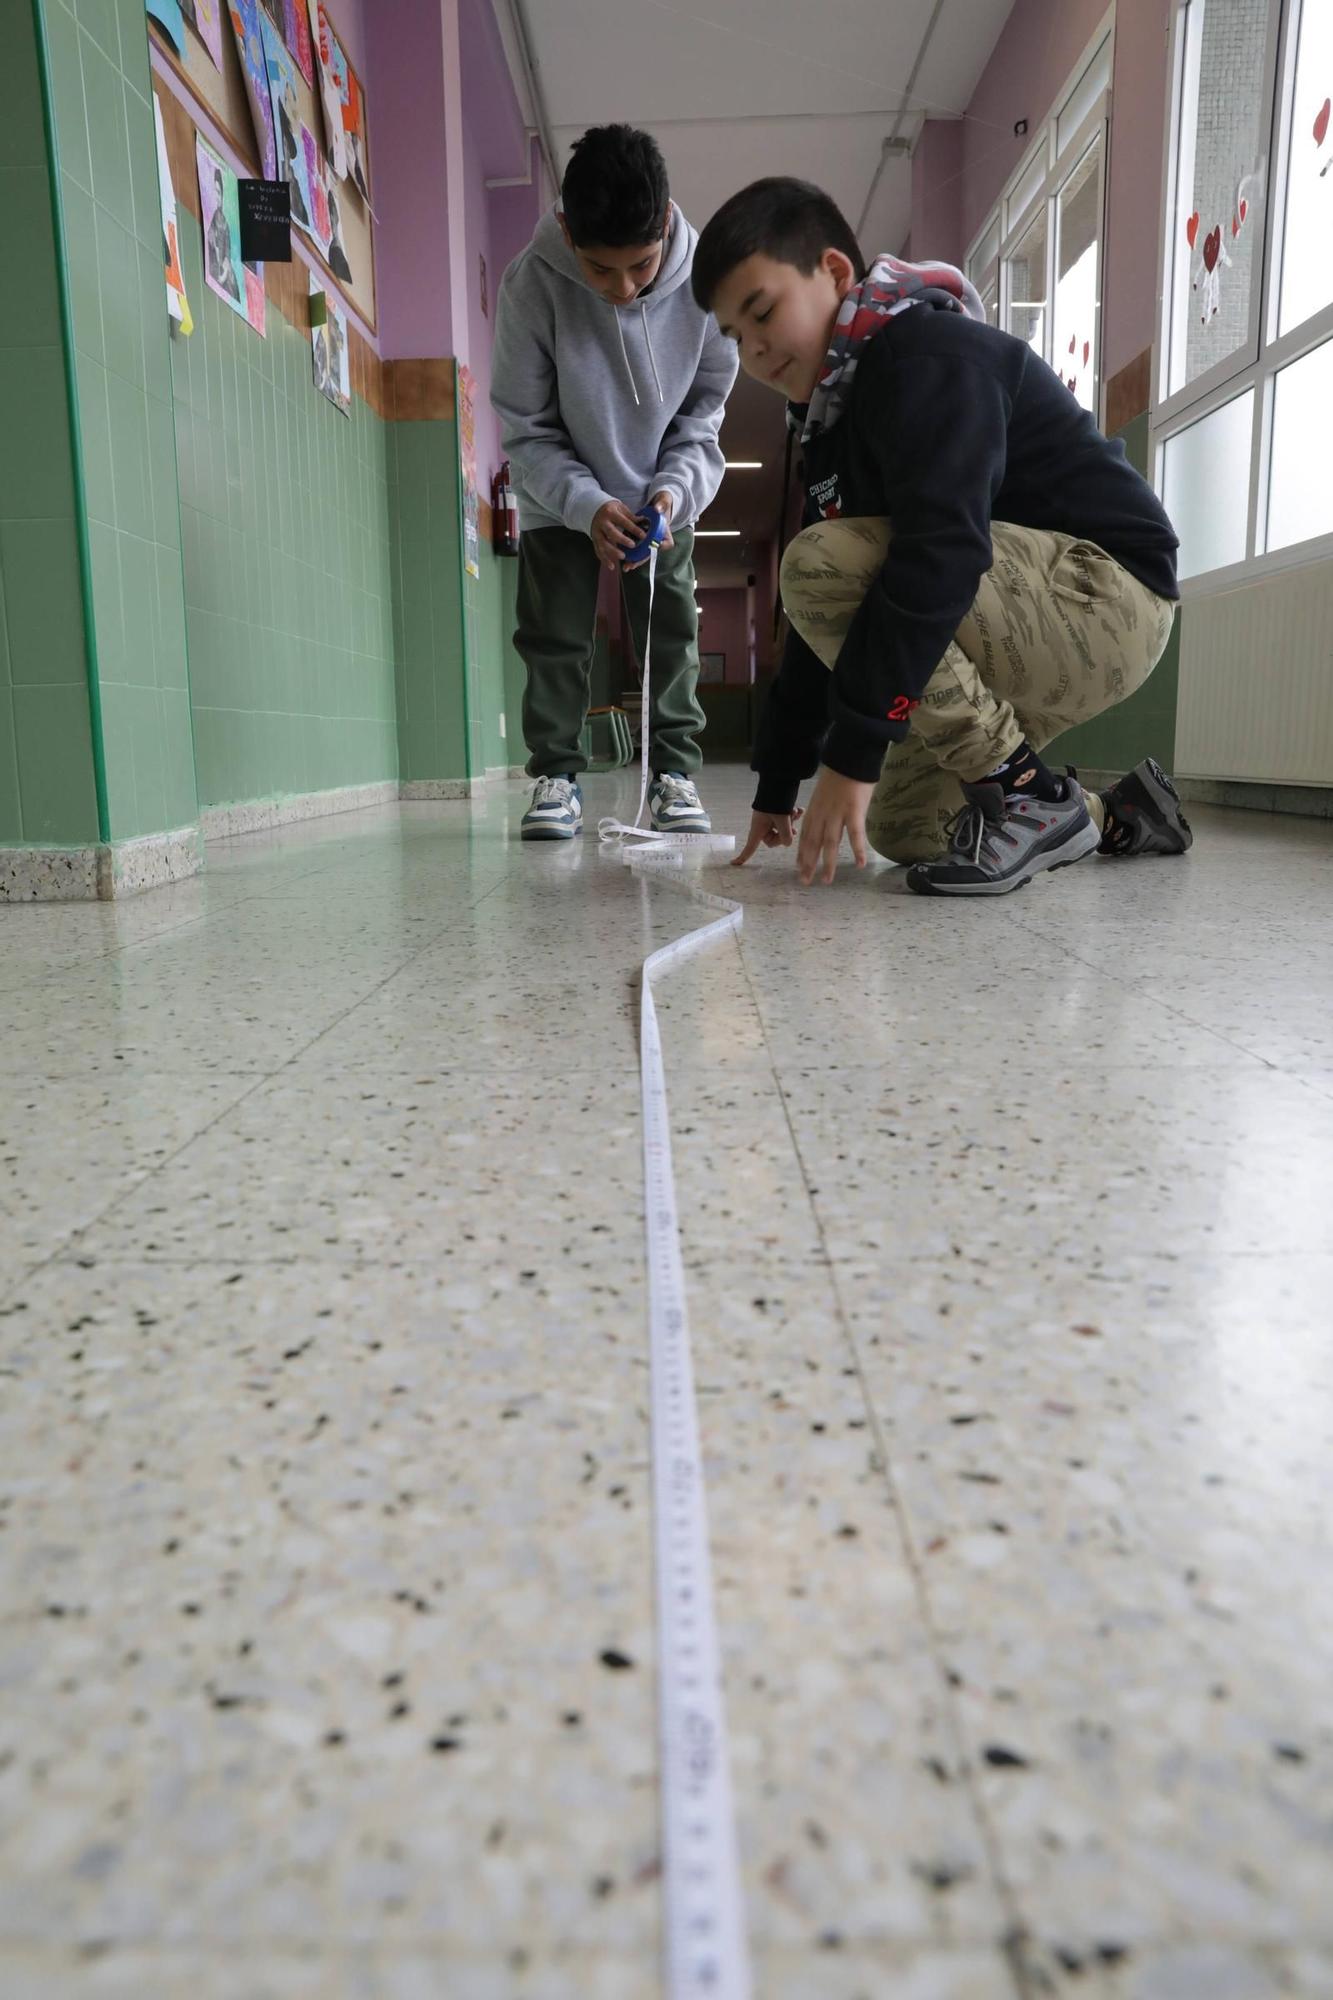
top-left (1002, 918), bottom-right (1296, 1071)
top-left (731, 927), bottom-right (1032, 1996)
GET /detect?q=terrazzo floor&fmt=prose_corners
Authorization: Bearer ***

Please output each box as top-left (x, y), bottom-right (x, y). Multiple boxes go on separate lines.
top-left (2, 764), bottom-right (1332, 2000)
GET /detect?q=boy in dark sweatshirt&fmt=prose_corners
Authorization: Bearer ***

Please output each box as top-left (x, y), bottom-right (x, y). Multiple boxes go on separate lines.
top-left (691, 177), bottom-right (1191, 895)
top-left (492, 126), bottom-right (738, 841)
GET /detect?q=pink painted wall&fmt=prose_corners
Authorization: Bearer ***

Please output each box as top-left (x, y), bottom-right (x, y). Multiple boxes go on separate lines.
top-left (952, 0), bottom-right (1171, 382)
top-left (910, 119), bottom-right (964, 269)
top-left (370, 0), bottom-right (453, 358)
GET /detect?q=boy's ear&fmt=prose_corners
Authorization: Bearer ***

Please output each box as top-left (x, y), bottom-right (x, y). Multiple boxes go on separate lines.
top-left (824, 248), bottom-right (859, 299)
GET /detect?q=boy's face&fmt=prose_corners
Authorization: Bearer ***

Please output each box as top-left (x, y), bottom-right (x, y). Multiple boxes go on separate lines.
top-left (713, 249), bottom-right (857, 402)
top-left (560, 204), bottom-right (673, 306)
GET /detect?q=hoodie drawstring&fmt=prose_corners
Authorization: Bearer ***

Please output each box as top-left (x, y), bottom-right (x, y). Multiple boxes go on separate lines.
top-left (613, 306), bottom-right (641, 406)
top-left (610, 301), bottom-right (665, 407)
top-left (640, 303), bottom-right (664, 404)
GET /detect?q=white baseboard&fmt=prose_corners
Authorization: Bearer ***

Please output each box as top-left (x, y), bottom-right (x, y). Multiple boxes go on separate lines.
top-left (200, 781), bottom-right (399, 841)
top-left (0, 825), bottom-right (203, 903)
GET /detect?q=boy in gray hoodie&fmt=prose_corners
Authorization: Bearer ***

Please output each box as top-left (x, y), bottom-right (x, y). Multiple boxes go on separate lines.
top-left (491, 125), bottom-right (738, 840)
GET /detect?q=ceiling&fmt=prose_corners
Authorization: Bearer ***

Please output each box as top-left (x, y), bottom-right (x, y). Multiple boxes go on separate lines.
top-left (493, 0), bottom-right (1017, 578)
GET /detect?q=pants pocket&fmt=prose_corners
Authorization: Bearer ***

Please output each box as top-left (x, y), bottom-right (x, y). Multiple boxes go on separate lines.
top-left (1047, 536), bottom-right (1125, 607)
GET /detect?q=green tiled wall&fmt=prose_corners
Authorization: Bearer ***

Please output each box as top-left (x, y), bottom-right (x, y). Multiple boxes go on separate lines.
top-left (390, 419), bottom-right (469, 784)
top-left (0, 0), bottom-right (99, 845)
top-left (172, 219), bottom-right (397, 809)
top-left (1047, 410), bottom-right (1180, 775)
top-left (464, 536), bottom-right (518, 774)
top-left (36, 0), bottom-right (198, 841)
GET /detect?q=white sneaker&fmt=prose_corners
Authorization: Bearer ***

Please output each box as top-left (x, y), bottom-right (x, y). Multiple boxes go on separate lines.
top-left (648, 772), bottom-right (711, 833)
top-left (521, 776), bottom-right (582, 841)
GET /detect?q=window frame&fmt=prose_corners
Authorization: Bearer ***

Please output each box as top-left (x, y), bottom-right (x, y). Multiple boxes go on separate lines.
top-left (964, 12), bottom-right (1114, 424)
top-left (1150, 0), bottom-right (1333, 596)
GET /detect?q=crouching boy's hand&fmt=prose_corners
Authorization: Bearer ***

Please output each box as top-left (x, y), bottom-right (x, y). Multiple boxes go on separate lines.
top-left (732, 808), bottom-right (803, 868)
top-left (797, 769), bottom-right (874, 885)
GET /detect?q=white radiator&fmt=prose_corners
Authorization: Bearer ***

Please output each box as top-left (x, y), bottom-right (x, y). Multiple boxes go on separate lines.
top-left (1176, 557), bottom-right (1333, 785)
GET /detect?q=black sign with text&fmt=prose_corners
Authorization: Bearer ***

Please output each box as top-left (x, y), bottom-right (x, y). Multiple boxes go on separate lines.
top-left (238, 180), bottom-right (291, 263)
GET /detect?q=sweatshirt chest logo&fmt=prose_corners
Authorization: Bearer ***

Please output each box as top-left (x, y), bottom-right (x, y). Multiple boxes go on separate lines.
top-left (810, 472), bottom-right (842, 520)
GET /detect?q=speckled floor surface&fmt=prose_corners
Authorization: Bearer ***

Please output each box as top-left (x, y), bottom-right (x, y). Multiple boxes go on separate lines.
top-left (2, 766), bottom-right (1332, 2000)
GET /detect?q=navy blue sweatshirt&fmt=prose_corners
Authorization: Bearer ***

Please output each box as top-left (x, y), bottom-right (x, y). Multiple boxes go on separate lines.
top-left (752, 306), bottom-right (1180, 814)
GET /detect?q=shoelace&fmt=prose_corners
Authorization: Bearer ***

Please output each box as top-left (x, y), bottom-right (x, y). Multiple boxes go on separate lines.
top-left (531, 776), bottom-right (575, 810)
top-left (943, 799), bottom-right (992, 868)
top-left (655, 775), bottom-right (700, 812)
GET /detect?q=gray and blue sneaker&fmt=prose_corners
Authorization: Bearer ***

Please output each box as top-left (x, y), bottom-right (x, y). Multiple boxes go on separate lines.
top-left (520, 775), bottom-right (582, 841)
top-left (906, 778), bottom-right (1099, 896)
top-left (648, 772), bottom-right (711, 834)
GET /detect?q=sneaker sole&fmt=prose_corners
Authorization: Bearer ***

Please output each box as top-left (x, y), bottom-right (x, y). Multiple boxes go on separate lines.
top-left (520, 822), bottom-right (582, 841)
top-left (906, 814), bottom-right (1100, 896)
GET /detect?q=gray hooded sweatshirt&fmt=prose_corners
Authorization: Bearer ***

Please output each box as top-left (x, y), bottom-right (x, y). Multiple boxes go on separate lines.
top-left (490, 205), bottom-right (738, 538)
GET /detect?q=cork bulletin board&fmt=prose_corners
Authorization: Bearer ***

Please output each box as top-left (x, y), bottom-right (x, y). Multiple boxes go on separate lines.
top-left (148, 1), bottom-right (376, 331)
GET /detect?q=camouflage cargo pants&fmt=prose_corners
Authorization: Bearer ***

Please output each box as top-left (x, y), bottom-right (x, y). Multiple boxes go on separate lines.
top-left (779, 518), bottom-right (1177, 862)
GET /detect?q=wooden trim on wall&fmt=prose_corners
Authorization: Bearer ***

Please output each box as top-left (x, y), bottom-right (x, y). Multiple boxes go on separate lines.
top-left (385, 359), bottom-right (456, 421)
top-left (1106, 347), bottom-right (1153, 436)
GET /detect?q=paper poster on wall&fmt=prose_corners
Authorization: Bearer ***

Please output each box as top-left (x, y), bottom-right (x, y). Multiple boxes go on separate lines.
top-left (325, 179), bottom-right (352, 282)
top-left (458, 361), bottom-right (480, 580)
top-left (147, 0), bottom-right (185, 53)
top-left (309, 274), bottom-right (349, 415)
top-left (260, 13), bottom-right (316, 238)
top-left (302, 128), bottom-right (332, 253)
top-left (197, 136), bottom-right (266, 336)
top-left (227, 0), bottom-right (278, 181)
top-left (154, 95), bottom-right (193, 332)
top-left (179, 0), bottom-right (224, 68)
top-left (307, 0), bottom-right (347, 179)
top-left (283, 0), bottom-right (314, 85)
top-left (341, 59), bottom-right (370, 203)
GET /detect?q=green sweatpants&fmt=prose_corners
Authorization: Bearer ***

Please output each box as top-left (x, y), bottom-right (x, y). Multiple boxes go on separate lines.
top-left (514, 524), bottom-right (706, 779)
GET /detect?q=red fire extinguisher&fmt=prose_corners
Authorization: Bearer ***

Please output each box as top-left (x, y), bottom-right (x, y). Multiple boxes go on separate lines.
top-left (492, 460), bottom-right (519, 556)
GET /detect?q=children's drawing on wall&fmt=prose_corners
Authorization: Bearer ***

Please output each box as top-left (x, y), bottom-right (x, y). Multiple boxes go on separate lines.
top-left (283, 0), bottom-right (314, 85)
top-left (308, 0), bottom-right (347, 179)
top-left (260, 13), bottom-right (314, 236)
top-left (147, 0), bottom-right (185, 53)
top-left (155, 95), bottom-right (193, 333)
top-left (179, 0), bottom-right (224, 68)
top-left (458, 362), bottom-right (480, 579)
top-left (310, 275), bottom-right (350, 415)
top-left (339, 48), bottom-right (371, 203)
top-left (197, 136), bottom-right (266, 336)
top-left (302, 128), bottom-right (332, 253)
top-left (326, 182), bottom-right (352, 283)
top-left (227, 0), bottom-right (278, 180)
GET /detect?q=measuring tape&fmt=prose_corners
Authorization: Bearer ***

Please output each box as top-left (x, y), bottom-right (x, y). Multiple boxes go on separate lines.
top-left (599, 542), bottom-right (753, 1998)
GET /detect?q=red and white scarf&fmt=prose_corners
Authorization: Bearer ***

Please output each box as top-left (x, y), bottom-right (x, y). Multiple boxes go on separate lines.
top-left (797, 252), bottom-right (987, 443)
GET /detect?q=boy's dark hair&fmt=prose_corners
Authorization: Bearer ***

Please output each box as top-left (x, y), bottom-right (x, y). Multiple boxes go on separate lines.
top-left (692, 178), bottom-right (867, 310)
top-left (562, 125), bottom-right (670, 248)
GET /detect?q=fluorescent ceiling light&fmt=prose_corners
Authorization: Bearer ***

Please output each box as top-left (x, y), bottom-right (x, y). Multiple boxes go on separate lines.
top-left (724, 460), bottom-right (763, 469)
top-left (695, 529), bottom-right (741, 537)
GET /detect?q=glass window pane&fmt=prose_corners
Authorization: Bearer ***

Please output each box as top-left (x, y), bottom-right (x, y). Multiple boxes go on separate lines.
top-left (1053, 134), bottom-right (1102, 413)
top-left (1267, 338), bottom-right (1333, 550)
top-left (1161, 390), bottom-right (1255, 577)
top-left (1277, 0), bottom-right (1333, 335)
top-left (1006, 207), bottom-right (1048, 354)
top-left (981, 281), bottom-right (999, 327)
top-left (1006, 144), bottom-right (1047, 235)
top-left (1166, 0), bottom-right (1270, 398)
top-left (1057, 33), bottom-right (1112, 155)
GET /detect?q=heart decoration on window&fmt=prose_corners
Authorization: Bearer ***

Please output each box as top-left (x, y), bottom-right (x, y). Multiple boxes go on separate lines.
top-left (1315, 97), bottom-right (1330, 148)
top-left (1203, 226), bottom-right (1222, 273)
top-left (1185, 210), bottom-right (1200, 249)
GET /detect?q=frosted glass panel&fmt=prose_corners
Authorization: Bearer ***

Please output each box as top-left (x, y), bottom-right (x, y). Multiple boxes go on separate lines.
top-left (1161, 390), bottom-right (1254, 577)
top-left (968, 216), bottom-right (1000, 284)
top-left (1007, 145), bottom-right (1047, 234)
top-left (1267, 338), bottom-right (1333, 551)
top-left (1277, 0), bottom-right (1333, 335)
top-left (1053, 136), bottom-right (1102, 412)
top-left (1166, 0), bottom-right (1269, 397)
